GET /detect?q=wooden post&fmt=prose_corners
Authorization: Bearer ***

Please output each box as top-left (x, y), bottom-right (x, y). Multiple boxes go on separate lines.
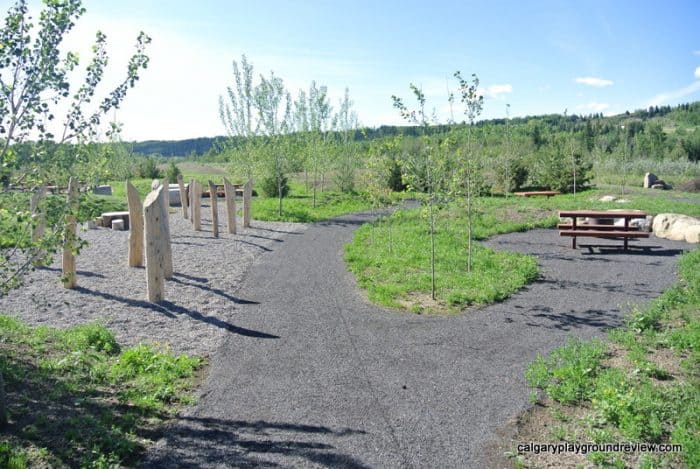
top-left (208, 180), bottom-right (219, 237)
top-left (178, 174), bottom-right (188, 219)
top-left (243, 178), bottom-right (252, 228)
top-left (189, 178), bottom-right (195, 223)
top-left (143, 186), bottom-right (166, 302)
top-left (193, 181), bottom-right (202, 231)
top-left (126, 181), bottom-right (144, 267)
top-left (62, 177), bottom-right (78, 289)
top-left (158, 181), bottom-right (173, 279)
top-left (223, 177), bottom-right (237, 234)
top-left (30, 185), bottom-right (46, 242)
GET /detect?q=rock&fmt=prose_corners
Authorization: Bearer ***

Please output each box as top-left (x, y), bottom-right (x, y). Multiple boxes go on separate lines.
top-left (599, 195), bottom-right (617, 202)
top-left (644, 172), bottom-right (658, 188)
top-left (151, 179), bottom-right (161, 190)
top-left (111, 219), bottom-right (125, 231)
top-left (86, 220), bottom-right (97, 229)
top-left (92, 185), bottom-right (112, 196)
top-left (652, 213), bottom-right (700, 243)
top-left (615, 199), bottom-right (631, 204)
top-left (629, 216), bottom-right (653, 232)
top-left (168, 187), bottom-right (181, 206)
top-left (651, 180), bottom-right (672, 190)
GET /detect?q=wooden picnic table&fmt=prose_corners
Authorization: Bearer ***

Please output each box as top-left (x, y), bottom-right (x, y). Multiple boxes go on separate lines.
top-left (558, 210), bottom-right (649, 250)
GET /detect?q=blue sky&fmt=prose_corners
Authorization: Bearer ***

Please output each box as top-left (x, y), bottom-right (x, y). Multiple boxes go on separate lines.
top-left (14, 0), bottom-right (700, 140)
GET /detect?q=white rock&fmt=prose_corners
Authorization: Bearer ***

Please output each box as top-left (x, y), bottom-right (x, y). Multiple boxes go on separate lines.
top-left (599, 195), bottom-right (617, 202)
top-left (644, 172), bottom-right (658, 189)
top-left (92, 185), bottom-right (112, 196)
top-left (615, 199), bottom-right (630, 204)
top-left (652, 213), bottom-right (700, 242)
top-left (111, 219), bottom-right (125, 231)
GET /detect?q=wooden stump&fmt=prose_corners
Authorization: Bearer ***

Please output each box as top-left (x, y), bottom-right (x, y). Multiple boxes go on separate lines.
top-left (208, 180), bottom-right (219, 237)
top-left (223, 177), bottom-right (237, 234)
top-left (144, 186), bottom-right (166, 302)
top-left (157, 181), bottom-right (173, 279)
top-left (126, 181), bottom-right (144, 267)
top-left (178, 174), bottom-right (189, 219)
top-left (193, 181), bottom-right (202, 231)
top-left (243, 178), bottom-right (252, 228)
top-left (62, 177), bottom-right (78, 289)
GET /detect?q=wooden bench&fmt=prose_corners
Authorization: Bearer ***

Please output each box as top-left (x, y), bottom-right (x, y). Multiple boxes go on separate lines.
top-left (514, 191), bottom-right (560, 198)
top-left (558, 210), bottom-right (649, 250)
top-left (99, 211), bottom-right (130, 229)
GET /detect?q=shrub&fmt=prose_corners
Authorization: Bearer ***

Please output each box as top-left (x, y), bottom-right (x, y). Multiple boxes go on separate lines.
top-left (260, 174), bottom-right (289, 198)
top-left (137, 157), bottom-right (161, 179)
top-left (678, 177), bottom-right (700, 193)
top-left (165, 161), bottom-right (181, 182)
top-left (62, 323), bottom-right (120, 354)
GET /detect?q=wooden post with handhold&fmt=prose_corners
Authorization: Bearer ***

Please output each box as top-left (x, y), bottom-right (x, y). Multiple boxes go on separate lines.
top-left (192, 181), bottom-right (202, 231)
top-left (143, 186), bottom-right (166, 302)
top-left (208, 180), bottom-right (219, 237)
top-left (62, 177), bottom-right (78, 289)
top-left (223, 177), bottom-right (237, 234)
top-left (158, 180), bottom-right (173, 279)
top-left (126, 181), bottom-right (144, 267)
top-left (178, 174), bottom-right (188, 219)
top-left (243, 178), bottom-right (252, 228)
top-left (30, 185), bottom-right (46, 242)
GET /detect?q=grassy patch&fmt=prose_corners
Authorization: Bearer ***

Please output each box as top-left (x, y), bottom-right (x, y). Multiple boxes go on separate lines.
top-left (344, 189), bottom-right (700, 312)
top-left (0, 316), bottom-right (203, 467)
top-left (252, 189), bottom-right (377, 223)
top-left (518, 247), bottom-right (700, 468)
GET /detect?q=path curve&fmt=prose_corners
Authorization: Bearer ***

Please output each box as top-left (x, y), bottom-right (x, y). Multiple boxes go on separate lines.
top-left (143, 212), bottom-right (693, 468)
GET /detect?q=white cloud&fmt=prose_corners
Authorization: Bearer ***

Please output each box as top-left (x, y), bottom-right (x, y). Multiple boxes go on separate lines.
top-left (575, 77), bottom-right (614, 87)
top-left (576, 102), bottom-right (610, 113)
top-left (477, 84), bottom-right (513, 99)
top-left (694, 50), bottom-right (700, 56)
top-left (647, 81), bottom-right (700, 107)
top-left (695, 66), bottom-right (700, 79)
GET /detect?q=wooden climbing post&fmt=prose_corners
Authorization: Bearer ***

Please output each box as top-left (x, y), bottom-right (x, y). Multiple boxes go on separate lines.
top-left (192, 181), bottom-right (202, 231)
top-left (144, 185), bottom-right (166, 302)
top-left (223, 177), bottom-right (237, 234)
top-left (157, 180), bottom-right (173, 279)
top-left (30, 185), bottom-right (46, 243)
top-left (62, 177), bottom-right (78, 289)
top-left (177, 174), bottom-right (188, 219)
top-left (126, 181), bottom-right (144, 267)
top-left (208, 180), bottom-right (219, 237)
top-left (243, 178), bottom-right (252, 228)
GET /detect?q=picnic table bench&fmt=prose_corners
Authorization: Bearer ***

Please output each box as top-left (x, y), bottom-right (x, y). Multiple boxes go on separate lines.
top-left (558, 210), bottom-right (649, 250)
top-left (514, 191), bottom-right (560, 198)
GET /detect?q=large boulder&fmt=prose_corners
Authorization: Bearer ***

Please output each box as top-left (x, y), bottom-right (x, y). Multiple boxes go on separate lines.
top-left (644, 172), bottom-right (658, 188)
top-left (92, 184), bottom-right (112, 196)
top-left (652, 213), bottom-right (700, 243)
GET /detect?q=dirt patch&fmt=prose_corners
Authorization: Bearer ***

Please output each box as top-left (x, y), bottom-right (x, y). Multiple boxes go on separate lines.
top-left (397, 292), bottom-right (452, 314)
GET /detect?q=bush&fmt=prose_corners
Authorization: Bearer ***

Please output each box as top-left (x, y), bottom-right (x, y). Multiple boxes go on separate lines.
top-left (530, 141), bottom-right (592, 192)
top-left (137, 157), bottom-right (161, 179)
top-left (678, 177), bottom-right (700, 193)
top-left (165, 161), bottom-right (181, 182)
top-left (260, 174), bottom-right (289, 198)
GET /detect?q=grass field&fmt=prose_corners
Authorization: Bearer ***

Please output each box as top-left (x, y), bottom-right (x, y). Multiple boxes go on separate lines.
top-left (0, 318), bottom-right (202, 467)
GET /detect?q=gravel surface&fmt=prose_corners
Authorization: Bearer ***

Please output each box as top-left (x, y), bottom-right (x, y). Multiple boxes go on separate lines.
top-left (0, 203), bottom-right (306, 357)
top-left (141, 214), bottom-right (694, 468)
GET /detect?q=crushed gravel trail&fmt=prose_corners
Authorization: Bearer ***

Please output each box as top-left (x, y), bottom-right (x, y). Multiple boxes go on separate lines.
top-left (141, 212), bottom-right (693, 468)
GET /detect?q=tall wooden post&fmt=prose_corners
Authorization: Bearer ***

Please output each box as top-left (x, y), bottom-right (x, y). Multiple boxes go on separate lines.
top-left (223, 177), bottom-right (237, 234)
top-left (144, 186), bottom-right (166, 302)
top-left (243, 178), bottom-right (252, 228)
top-left (177, 174), bottom-right (188, 219)
top-left (30, 185), bottom-right (46, 242)
top-left (208, 181), bottom-right (219, 237)
top-left (193, 181), bottom-right (202, 231)
top-left (62, 177), bottom-right (78, 289)
top-left (126, 181), bottom-right (144, 267)
top-left (158, 181), bottom-right (173, 279)
top-left (189, 178), bottom-right (195, 223)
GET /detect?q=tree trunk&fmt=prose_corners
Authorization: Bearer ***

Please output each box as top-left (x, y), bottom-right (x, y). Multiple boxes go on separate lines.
top-left (62, 177), bottom-right (78, 289)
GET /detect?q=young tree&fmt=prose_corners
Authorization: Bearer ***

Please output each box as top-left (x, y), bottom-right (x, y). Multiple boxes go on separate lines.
top-left (454, 71), bottom-right (483, 273)
top-left (392, 84), bottom-right (440, 300)
top-left (334, 87), bottom-right (359, 193)
top-left (0, 0), bottom-right (150, 293)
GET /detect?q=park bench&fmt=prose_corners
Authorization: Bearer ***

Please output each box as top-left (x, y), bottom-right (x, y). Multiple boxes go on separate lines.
top-left (558, 210), bottom-right (649, 250)
top-left (514, 190), bottom-right (560, 198)
top-left (98, 211), bottom-right (130, 229)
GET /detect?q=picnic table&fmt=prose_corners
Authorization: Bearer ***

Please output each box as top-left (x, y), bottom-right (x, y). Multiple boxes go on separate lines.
top-left (558, 210), bottom-right (649, 250)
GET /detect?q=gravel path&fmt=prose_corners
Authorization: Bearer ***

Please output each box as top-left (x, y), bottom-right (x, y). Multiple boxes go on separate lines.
top-left (141, 213), bottom-right (693, 468)
top-left (0, 203), bottom-right (306, 357)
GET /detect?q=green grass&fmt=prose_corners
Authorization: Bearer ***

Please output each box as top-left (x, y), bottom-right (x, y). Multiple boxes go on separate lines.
top-left (344, 188), bottom-right (700, 312)
top-left (522, 247), bottom-right (700, 468)
top-left (0, 316), bottom-right (203, 467)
